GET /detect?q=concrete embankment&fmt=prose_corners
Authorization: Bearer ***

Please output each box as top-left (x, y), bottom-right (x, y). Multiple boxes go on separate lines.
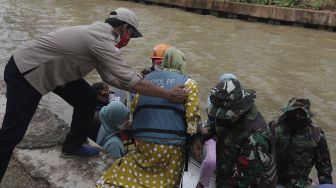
top-left (0, 80), bottom-right (114, 188)
top-left (124, 0), bottom-right (336, 30)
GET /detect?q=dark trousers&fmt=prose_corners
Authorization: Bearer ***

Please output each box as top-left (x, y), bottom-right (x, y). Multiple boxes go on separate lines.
top-left (0, 56), bottom-right (97, 181)
top-left (88, 110), bottom-right (101, 142)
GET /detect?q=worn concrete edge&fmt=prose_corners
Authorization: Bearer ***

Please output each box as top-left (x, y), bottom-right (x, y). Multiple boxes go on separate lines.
top-left (2, 137), bottom-right (114, 188)
top-left (127, 0), bottom-right (336, 29)
top-left (0, 80), bottom-right (114, 188)
top-left (1, 155), bottom-right (50, 188)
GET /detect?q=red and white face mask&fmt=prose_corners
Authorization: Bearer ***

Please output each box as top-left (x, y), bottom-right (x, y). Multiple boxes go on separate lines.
top-left (115, 30), bottom-right (131, 49)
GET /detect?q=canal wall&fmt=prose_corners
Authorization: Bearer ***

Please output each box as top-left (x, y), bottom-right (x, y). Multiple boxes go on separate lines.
top-left (124, 0), bottom-right (336, 31)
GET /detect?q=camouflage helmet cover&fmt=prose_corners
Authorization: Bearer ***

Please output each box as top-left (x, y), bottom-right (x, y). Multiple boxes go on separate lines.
top-left (282, 97), bottom-right (314, 118)
top-left (209, 78), bottom-right (256, 120)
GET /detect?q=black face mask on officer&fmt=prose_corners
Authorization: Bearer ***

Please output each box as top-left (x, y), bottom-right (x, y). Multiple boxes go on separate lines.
top-left (286, 109), bottom-right (311, 130)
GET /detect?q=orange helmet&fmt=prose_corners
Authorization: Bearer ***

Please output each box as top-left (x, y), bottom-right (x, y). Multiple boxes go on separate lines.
top-left (151, 44), bottom-right (172, 63)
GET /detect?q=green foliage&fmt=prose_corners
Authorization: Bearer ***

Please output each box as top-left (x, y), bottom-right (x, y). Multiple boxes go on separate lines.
top-left (310, 0), bottom-right (323, 9)
top-left (278, 0), bottom-right (298, 7)
top-left (229, 0), bottom-right (327, 9)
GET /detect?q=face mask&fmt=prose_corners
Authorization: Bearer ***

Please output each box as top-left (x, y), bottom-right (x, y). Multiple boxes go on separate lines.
top-left (216, 119), bottom-right (233, 127)
top-left (286, 110), bottom-right (310, 129)
top-left (115, 30), bottom-right (131, 49)
top-left (214, 107), bottom-right (240, 123)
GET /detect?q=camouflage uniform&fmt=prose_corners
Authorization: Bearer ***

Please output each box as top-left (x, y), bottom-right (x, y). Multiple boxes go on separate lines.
top-left (209, 79), bottom-right (276, 188)
top-left (269, 97), bottom-right (333, 188)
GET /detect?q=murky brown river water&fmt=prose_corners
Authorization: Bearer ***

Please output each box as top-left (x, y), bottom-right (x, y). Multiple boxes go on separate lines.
top-left (0, 0), bottom-right (335, 180)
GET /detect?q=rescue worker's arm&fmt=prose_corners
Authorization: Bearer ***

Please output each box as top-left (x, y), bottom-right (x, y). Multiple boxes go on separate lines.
top-left (109, 79), bottom-right (186, 103)
top-left (315, 131), bottom-right (333, 184)
top-left (184, 78), bottom-right (201, 135)
top-left (202, 100), bottom-right (217, 139)
top-left (231, 133), bottom-right (271, 188)
top-left (200, 121), bottom-right (216, 141)
top-left (90, 38), bottom-right (186, 103)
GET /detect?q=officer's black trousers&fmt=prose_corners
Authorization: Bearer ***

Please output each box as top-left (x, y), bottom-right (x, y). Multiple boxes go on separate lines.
top-left (0, 56), bottom-right (97, 181)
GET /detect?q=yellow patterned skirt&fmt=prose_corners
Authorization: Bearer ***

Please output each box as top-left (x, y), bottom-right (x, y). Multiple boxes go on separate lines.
top-left (96, 142), bottom-right (185, 188)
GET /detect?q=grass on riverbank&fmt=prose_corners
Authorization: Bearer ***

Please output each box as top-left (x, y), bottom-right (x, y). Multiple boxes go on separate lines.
top-left (229, 0), bottom-right (336, 10)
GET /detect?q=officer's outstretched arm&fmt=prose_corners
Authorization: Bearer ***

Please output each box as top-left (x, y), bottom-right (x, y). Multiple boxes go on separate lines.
top-left (109, 79), bottom-right (187, 103)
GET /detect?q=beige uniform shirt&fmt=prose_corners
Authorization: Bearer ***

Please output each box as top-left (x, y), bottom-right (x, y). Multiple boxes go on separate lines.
top-left (13, 22), bottom-right (141, 95)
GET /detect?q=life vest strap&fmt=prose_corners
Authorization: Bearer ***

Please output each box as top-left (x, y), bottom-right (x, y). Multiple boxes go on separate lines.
top-left (134, 104), bottom-right (185, 117)
top-left (132, 128), bottom-right (186, 137)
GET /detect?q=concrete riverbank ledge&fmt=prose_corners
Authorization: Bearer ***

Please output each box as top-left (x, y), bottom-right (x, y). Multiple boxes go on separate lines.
top-left (0, 80), bottom-right (114, 188)
top-left (127, 0), bottom-right (336, 30)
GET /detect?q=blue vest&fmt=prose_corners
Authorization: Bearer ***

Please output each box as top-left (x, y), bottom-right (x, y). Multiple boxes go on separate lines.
top-left (133, 70), bottom-right (188, 145)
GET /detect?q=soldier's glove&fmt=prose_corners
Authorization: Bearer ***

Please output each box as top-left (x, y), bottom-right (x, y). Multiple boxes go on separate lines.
top-left (200, 121), bottom-right (215, 141)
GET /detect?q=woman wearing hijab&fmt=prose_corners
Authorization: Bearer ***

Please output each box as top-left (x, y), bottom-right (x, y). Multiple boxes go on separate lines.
top-left (96, 101), bottom-right (131, 159)
top-left (97, 47), bottom-right (201, 188)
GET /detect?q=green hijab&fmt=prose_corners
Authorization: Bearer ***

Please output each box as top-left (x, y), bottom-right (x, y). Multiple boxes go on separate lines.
top-left (96, 101), bottom-right (129, 158)
top-left (98, 101), bottom-right (129, 133)
top-left (161, 47), bottom-right (187, 75)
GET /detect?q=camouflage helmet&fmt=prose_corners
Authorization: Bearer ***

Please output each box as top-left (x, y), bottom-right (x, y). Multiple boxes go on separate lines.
top-left (282, 97), bottom-right (314, 118)
top-left (209, 78), bottom-right (256, 120)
